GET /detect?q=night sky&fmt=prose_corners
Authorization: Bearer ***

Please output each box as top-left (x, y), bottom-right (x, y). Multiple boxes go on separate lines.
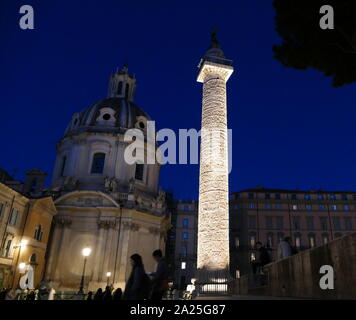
top-left (1, 0), bottom-right (356, 200)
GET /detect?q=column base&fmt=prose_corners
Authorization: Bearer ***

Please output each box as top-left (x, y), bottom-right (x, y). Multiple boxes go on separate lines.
top-left (195, 268), bottom-right (234, 296)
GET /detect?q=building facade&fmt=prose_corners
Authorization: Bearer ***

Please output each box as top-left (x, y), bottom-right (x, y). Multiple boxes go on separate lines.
top-left (45, 66), bottom-right (170, 292)
top-left (0, 181), bottom-right (57, 289)
top-left (170, 188), bottom-right (356, 288)
top-left (230, 188), bottom-right (356, 276)
top-left (173, 200), bottom-right (198, 289)
top-left (0, 168), bottom-right (48, 197)
top-left (164, 191), bottom-right (177, 282)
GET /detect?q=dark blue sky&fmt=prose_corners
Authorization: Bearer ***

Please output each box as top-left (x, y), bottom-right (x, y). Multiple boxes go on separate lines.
top-left (1, 0), bottom-right (356, 199)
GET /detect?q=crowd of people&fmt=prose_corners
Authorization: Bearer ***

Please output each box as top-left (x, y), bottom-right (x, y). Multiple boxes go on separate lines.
top-left (250, 237), bottom-right (299, 274)
top-left (0, 249), bottom-right (169, 301)
top-left (1, 241), bottom-right (301, 300)
top-left (86, 286), bottom-right (122, 300)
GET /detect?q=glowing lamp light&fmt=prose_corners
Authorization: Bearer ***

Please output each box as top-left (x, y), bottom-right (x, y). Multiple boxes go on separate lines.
top-left (106, 272), bottom-right (111, 277)
top-left (19, 263), bottom-right (26, 271)
top-left (82, 247), bottom-right (91, 257)
top-left (20, 239), bottom-right (28, 248)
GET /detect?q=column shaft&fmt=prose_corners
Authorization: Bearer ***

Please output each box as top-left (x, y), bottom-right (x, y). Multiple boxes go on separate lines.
top-left (198, 74), bottom-right (230, 271)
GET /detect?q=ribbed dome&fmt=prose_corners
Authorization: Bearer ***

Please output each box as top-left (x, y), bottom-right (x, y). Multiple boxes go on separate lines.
top-left (64, 97), bottom-right (151, 137)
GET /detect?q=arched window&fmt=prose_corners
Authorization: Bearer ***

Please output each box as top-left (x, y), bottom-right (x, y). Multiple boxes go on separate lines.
top-left (117, 81), bottom-right (123, 95)
top-left (180, 245), bottom-right (187, 257)
top-left (235, 237), bottom-right (240, 248)
top-left (3, 235), bottom-right (13, 258)
top-left (34, 225), bottom-right (43, 241)
top-left (91, 153), bottom-right (106, 174)
top-left (249, 233), bottom-right (256, 248)
top-left (60, 156), bottom-right (67, 177)
top-left (308, 233), bottom-right (316, 248)
top-left (267, 233), bottom-right (274, 248)
top-left (30, 178), bottom-right (37, 192)
top-left (9, 209), bottom-right (20, 226)
top-left (125, 83), bottom-right (130, 99)
top-left (322, 233), bottom-right (329, 244)
top-left (294, 233), bottom-right (301, 249)
top-left (135, 163), bottom-right (144, 181)
top-left (30, 253), bottom-right (37, 264)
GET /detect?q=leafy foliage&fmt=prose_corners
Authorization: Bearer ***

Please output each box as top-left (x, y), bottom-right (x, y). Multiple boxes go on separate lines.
top-left (273, 0), bottom-right (356, 87)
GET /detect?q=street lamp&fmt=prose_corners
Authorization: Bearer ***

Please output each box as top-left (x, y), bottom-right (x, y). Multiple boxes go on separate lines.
top-left (18, 263), bottom-right (26, 273)
top-left (78, 247), bottom-right (91, 294)
top-left (20, 239), bottom-right (28, 248)
top-left (11, 239), bottom-right (28, 289)
top-left (82, 247), bottom-right (91, 257)
top-left (106, 272), bottom-right (111, 286)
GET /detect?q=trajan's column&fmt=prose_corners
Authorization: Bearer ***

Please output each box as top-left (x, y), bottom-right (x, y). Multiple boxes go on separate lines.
top-left (196, 32), bottom-right (234, 293)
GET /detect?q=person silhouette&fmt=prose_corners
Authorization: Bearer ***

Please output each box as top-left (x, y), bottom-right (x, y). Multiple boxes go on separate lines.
top-left (123, 254), bottom-right (150, 300)
top-left (112, 288), bottom-right (122, 300)
top-left (102, 286), bottom-right (112, 301)
top-left (93, 288), bottom-right (103, 300)
top-left (150, 249), bottom-right (168, 301)
top-left (86, 291), bottom-right (93, 300)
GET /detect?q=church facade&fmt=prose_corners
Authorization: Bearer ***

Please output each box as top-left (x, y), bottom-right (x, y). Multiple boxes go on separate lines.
top-left (45, 67), bottom-right (170, 292)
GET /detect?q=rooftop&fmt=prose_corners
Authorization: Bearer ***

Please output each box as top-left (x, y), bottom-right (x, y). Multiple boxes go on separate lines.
top-left (232, 187), bottom-right (356, 194)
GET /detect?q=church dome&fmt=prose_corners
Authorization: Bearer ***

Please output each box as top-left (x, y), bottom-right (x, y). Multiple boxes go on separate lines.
top-left (64, 97), bottom-right (151, 137)
top-left (52, 66), bottom-right (161, 202)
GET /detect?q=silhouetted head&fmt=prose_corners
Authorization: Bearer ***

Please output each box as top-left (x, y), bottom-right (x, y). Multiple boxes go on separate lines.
top-left (256, 241), bottom-right (262, 249)
top-left (130, 253), bottom-right (143, 268)
top-left (284, 237), bottom-right (292, 244)
top-left (113, 287), bottom-right (122, 300)
top-left (152, 249), bottom-right (163, 263)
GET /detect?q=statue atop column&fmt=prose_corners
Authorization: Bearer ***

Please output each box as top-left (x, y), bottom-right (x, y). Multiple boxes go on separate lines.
top-left (210, 26), bottom-right (220, 49)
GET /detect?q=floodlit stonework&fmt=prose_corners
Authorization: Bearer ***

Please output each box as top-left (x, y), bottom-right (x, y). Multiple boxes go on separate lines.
top-left (196, 32), bottom-right (234, 290)
top-left (45, 66), bottom-right (170, 292)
